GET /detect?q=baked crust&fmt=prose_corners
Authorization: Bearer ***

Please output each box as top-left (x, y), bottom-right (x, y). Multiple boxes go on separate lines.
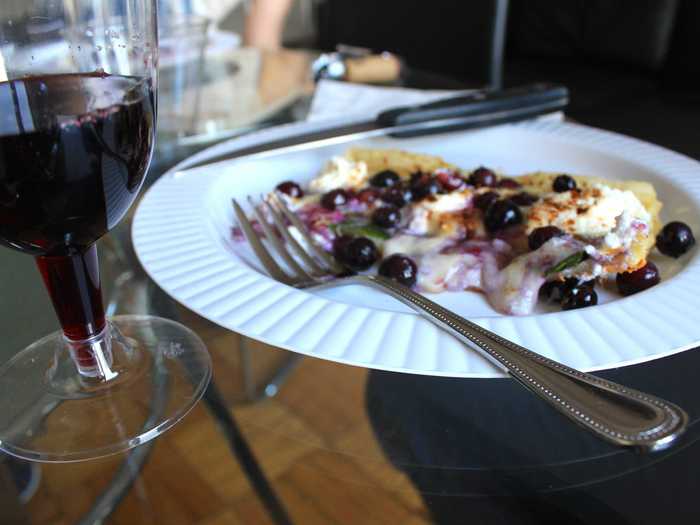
top-left (346, 147), bottom-right (456, 179)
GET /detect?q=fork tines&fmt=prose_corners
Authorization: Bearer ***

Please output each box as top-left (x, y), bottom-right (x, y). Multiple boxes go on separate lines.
top-left (232, 192), bottom-right (344, 286)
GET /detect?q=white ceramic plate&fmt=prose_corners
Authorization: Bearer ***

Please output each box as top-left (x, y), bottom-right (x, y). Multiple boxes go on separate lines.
top-left (133, 119), bottom-right (700, 377)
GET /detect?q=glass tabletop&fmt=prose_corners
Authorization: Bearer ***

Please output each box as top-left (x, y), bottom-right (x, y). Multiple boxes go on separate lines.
top-left (2, 47), bottom-right (700, 525)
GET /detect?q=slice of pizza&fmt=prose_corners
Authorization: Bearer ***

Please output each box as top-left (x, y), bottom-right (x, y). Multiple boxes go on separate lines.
top-left (267, 147), bottom-right (662, 315)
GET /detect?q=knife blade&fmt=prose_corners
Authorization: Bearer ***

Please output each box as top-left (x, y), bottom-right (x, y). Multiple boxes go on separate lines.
top-left (181, 83), bottom-right (568, 172)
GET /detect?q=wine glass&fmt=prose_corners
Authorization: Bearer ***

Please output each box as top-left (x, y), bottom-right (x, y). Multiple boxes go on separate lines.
top-left (0, 0), bottom-right (211, 462)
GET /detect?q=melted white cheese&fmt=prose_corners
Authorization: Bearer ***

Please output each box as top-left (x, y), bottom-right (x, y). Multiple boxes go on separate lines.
top-left (383, 234), bottom-right (451, 257)
top-left (406, 207), bottom-right (432, 235)
top-left (284, 193), bottom-right (320, 211)
top-left (309, 156), bottom-right (369, 192)
top-left (418, 254), bottom-right (482, 292)
top-left (528, 183), bottom-right (650, 239)
top-left (405, 190), bottom-right (472, 236)
top-left (482, 236), bottom-right (587, 315)
top-left (420, 191), bottom-right (472, 213)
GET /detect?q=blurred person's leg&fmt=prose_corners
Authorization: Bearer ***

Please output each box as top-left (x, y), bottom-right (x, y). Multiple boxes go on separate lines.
top-left (244, 0), bottom-right (294, 49)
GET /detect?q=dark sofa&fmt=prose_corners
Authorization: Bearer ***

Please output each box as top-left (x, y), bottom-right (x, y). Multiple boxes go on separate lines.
top-left (316, 0), bottom-right (699, 159)
top-left (504, 0), bottom-right (700, 160)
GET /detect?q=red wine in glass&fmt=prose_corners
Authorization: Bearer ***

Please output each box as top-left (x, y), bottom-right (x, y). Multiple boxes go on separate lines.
top-left (0, 72), bottom-right (155, 372)
top-left (0, 0), bottom-right (212, 463)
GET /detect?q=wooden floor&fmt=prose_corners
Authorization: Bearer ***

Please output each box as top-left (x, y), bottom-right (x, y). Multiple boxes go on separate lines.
top-left (21, 313), bottom-right (432, 525)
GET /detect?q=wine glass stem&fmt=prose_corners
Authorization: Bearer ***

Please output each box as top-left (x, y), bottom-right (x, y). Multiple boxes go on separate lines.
top-left (35, 244), bottom-right (116, 379)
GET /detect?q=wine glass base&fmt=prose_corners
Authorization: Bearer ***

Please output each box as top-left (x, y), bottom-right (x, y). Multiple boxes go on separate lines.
top-left (0, 315), bottom-right (212, 463)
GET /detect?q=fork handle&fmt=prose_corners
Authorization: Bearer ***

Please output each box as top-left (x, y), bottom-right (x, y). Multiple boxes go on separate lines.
top-left (344, 275), bottom-right (688, 451)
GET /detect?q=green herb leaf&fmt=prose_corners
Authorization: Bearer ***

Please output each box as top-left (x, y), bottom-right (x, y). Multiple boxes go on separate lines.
top-left (544, 251), bottom-right (588, 276)
top-left (333, 221), bottom-right (390, 240)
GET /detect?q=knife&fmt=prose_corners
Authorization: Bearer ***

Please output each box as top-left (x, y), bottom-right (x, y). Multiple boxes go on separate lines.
top-left (181, 83), bottom-right (568, 172)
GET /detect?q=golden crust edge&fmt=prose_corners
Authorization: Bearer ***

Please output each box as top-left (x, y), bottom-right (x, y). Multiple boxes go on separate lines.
top-left (346, 147), bottom-right (457, 179)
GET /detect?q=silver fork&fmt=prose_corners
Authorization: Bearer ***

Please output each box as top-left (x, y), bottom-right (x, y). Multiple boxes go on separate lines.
top-left (233, 192), bottom-right (688, 452)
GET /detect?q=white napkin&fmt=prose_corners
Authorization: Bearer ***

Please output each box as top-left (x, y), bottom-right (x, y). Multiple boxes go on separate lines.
top-left (307, 79), bottom-right (472, 122)
top-left (307, 79), bottom-right (564, 124)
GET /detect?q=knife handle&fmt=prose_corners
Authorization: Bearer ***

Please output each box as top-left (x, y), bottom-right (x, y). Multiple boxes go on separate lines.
top-left (377, 83), bottom-right (569, 138)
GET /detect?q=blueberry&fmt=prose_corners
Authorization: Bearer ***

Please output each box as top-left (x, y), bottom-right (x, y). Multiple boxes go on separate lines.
top-left (381, 185), bottom-right (413, 207)
top-left (357, 188), bottom-right (380, 204)
top-left (409, 171), bottom-right (425, 185)
top-left (484, 200), bottom-right (522, 233)
top-left (410, 172), bottom-right (443, 201)
top-left (616, 262), bottom-right (660, 296)
top-left (332, 235), bottom-right (354, 261)
top-left (344, 237), bottom-right (378, 270)
top-left (416, 180), bottom-right (443, 200)
top-left (539, 280), bottom-right (565, 303)
top-left (370, 170), bottom-right (400, 188)
top-left (528, 226), bottom-right (564, 251)
top-left (372, 206), bottom-right (401, 228)
top-left (561, 287), bottom-right (598, 310)
top-left (379, 254), bottom-right (418, 287)
top-left (563, 277), bottom-right (595, 293)
top-left (509, 192), bottom-right (538, 207)
top-left (540, 277), bottom-right (593, 305)
top-left (473, 191), bottom-right (499, 212)
top-left (656, 221), bottom-right (695, 258)
top-left (321, 189), bottom-right (350, 210)
top-left (553, 174), bottom-right (576, 193)
top-left (468, 167), bottom-right (497, 188)
top-left (276, 181), bottom-right (303, 198)
top-left (436, 170), bottom-right (465, 192)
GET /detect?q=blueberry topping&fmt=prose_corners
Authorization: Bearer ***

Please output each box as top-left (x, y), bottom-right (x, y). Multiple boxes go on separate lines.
top-left (370, 170), bottom-right (400, 188)
top-left (468, 167), bottom-right (497, 188)
top-left (484, 200), bottom-right (522, 233)
top-left (473, 191), bottom-right (499, 212)
top-left (509, 192), bottom-right (538, 207)
top-left (540, 277), bottom-right (594, 307)
top-left (616, 262), bottom-right (660, 296)
top-left (379, 254), bottom-right (418, 287)
top-left (381, 185), bottom-right (412, 207)
top-left (528, 226), bottom-right (564, 251)
top-left (539, 280), bottom-right (565, 303)
top-left (409, 171), bottom-right (425, 185)
top-left (561, 287), bottom-right (598, 310)
top-left (553, 174), bottom-right (576, 192)
top-left (563, 277), bottom-right (595, 292)
top-left (436, 170), bottom-right (465, 192)
top-left (656, 221), bottom-right (695, 258)
top-left (357, 188), bottom-right (380, 204)
top-left (321, 189), bottom-right (350, 210)
top-left (276, 181), bottom-right (304, 198)
top-left (335, 236), bottom-right (378, 270)
top-left (372, 206), bottom-right (401, 228)
top-left (410, 172), bottom-right (443, 201)
top-left (332, 235), bottom-right (354, 261)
